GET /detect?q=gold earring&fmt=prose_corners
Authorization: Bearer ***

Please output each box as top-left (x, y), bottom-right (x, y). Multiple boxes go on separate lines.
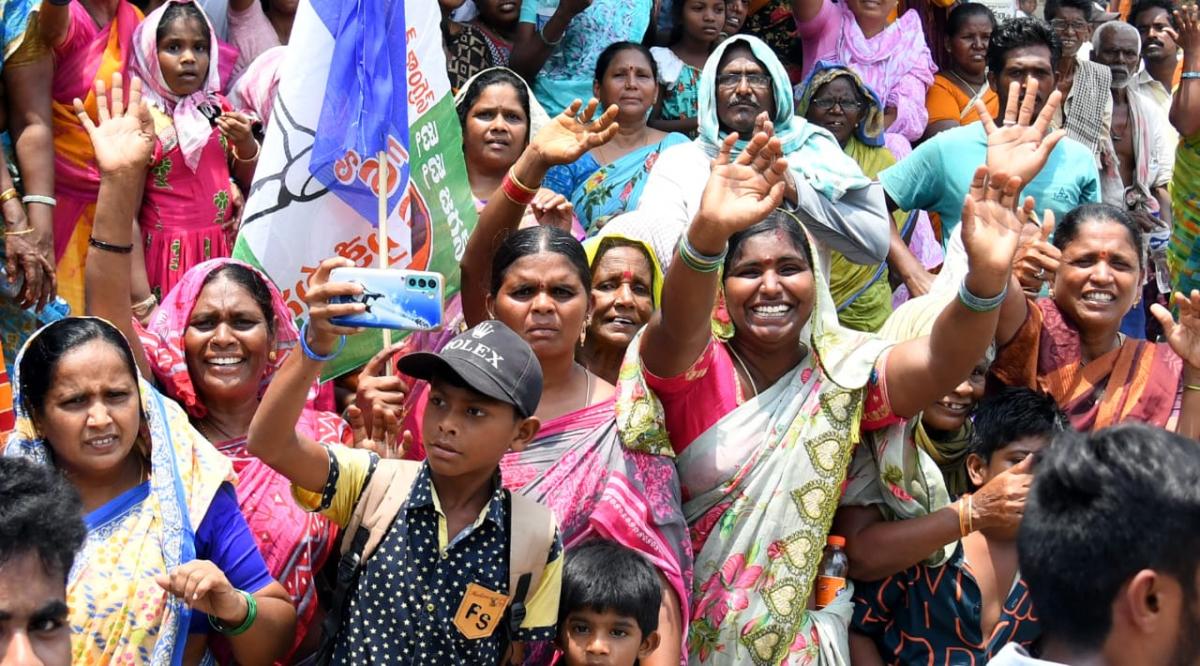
top-left (268, 350), bottom-right (278, 362)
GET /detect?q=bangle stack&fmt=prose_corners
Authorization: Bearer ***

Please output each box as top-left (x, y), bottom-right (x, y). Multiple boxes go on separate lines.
top-left (208, 589), bottom-right (258, 636)
top-left (0, 188), bottom-right (18, 205)
top-left (500, 168), bottom-right (538, 206)
top-left (958, 281), bottom-right (1007, 313)
top-left (300, 321), bottom-right (346, 362)
top-left (957, 493), bottom-right (974, 537)
top-left (678, 234), bottom-right (727, 273)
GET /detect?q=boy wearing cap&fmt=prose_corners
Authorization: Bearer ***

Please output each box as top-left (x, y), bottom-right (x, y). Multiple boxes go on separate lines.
top-left (248, 260), bottom-right (562, 664)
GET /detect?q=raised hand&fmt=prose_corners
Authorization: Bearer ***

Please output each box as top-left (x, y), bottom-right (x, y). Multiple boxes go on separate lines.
top-left (346, 402), bottom-right (412, 459)
top-left (1174, 4), bottom-right (1200, 56)
top-left (692, 130), bottom-right (788, 248)
top-left (529, 190), bottom-right (575, 233)
top-left (1014, 208), bottom-right (1060, 295)
top-left (1152, 290), bottom-right (1200, 369)
top-left (529, 98), bottom-right (620, 167)
top-left (216, 112), bottom-right (258, 161)
top-left (960, 166), bottom-right (1025, 292)
top-left (975, 77), bottom-right (1066, 187)
top-left (74, 73), bottom-right (155, 178)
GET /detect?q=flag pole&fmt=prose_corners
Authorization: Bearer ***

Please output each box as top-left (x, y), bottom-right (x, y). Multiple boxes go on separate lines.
top-left (377, 150), bottom-right (394, 358)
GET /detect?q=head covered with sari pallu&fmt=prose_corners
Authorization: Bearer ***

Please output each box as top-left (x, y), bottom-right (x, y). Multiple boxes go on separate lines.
top-left (616, 212), bottom-right (893, 664)
top-left (135, 257), bottom-right (343, 658)
top-left (794, 60), bottom-right (886, 149)
top-left (5, 317), bottom-right (233, 666)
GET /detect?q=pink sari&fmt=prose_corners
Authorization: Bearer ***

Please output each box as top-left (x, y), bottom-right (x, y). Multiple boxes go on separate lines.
top-left (50, 0), bottom-right (141, 312)
top-left (136, 258), bottom-right (343, 663)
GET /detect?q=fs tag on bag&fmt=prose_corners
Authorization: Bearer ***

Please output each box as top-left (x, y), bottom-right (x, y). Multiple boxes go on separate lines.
top-left (453, 583), bottom-right (510, 639)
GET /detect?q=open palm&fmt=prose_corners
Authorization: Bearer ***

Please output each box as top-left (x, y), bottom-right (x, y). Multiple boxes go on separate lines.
top-left (960, 166), bottom-right (1026, 278)
top-left (696, 131), bottom-right (788, 237)
top-left (74, 73), bottom-right (155, 177)
top-left (530, 98), bottom-right (620, 167)
top-left (975, 78), bottom-right (1066, 186)
top-left (1153, 291), bottom-right (1200, 369)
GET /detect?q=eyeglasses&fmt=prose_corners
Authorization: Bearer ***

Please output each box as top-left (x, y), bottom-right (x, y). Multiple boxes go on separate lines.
top-left (716, 71), bottom-right (772, 89)
top-left (1049, 19), bottom-right (1089, 33)
top-left (809, 97), bottom-right (865, 111)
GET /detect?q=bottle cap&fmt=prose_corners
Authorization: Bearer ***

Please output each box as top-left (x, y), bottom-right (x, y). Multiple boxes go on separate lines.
top-left (827, 535), bottom-right (846, 548)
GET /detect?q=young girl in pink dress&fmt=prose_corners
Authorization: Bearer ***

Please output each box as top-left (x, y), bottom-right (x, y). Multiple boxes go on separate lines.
top-left (130, 0), bottom-right (258, 299)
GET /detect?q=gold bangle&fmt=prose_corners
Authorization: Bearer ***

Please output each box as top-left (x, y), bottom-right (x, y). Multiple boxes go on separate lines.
top-left (507, 167), bottom-right (539, 194)
top-left (4, 227), bottom-right (34, 236)
top-left (0, 188), bottom-right (18, 205)
top-left (967, 494), bottom-right (974, 534)
top-left (1185, 384), bottom-right (1200, 392)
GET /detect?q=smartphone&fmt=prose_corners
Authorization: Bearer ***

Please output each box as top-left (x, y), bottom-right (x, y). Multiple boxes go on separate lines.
top-left (329, 267), bottom-right (444, 331)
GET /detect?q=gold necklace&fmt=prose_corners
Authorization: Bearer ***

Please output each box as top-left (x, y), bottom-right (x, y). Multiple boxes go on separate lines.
top-left (727, 346), bottom-right (760, 398)
top-left (948, 69), bottom-right (985, 100)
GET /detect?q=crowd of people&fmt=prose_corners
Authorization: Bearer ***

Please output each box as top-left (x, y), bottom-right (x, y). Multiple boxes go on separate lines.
top-left (4, 0), bottom-right (1200, 663)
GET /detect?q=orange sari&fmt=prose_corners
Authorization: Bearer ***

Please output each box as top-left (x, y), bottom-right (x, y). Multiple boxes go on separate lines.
top-left (992, 298), bottom-right (1182, 430)
top-left (50, 1), bottom-right (141, 312)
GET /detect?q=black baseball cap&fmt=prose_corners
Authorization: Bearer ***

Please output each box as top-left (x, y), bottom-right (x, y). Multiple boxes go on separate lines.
top-left (397, 320), bottom-right (543, 418)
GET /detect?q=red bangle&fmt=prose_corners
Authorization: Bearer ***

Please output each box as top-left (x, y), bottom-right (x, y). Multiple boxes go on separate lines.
top-left (500, 173), bottom-right (537, 206)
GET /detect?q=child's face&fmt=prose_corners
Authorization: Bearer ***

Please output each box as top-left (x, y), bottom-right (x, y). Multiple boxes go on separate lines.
top-left (422, 377), bottom-right (537, 479)
top-left (968, 435), bottom-right (1048, 487)
top-left (681, 0), bottom-right (725, 44)
top-left (560, 608), bottom-right (659, 666)
top-left (157, 16), bottom-right (210, 96)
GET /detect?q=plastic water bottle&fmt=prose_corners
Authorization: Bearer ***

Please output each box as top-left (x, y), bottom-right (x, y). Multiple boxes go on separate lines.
top-left (1146, 212), bottom-right (1172, 294)
top-left (0, 266), bottom-right (71, 323)
top-left (815, 535), bottom-right (849, 609)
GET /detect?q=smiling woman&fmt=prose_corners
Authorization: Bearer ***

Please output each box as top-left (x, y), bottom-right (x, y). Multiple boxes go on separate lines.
top-left (78, 74), bottom-right (348, 663)
top-left (992, 203), bottom-right (1200, 435)
top-left (4, 317), bottom-right (296, 666)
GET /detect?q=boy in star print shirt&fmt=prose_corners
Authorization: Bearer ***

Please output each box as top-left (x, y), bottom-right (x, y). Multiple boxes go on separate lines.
top-left (247, 270), bottom-right (563, 665)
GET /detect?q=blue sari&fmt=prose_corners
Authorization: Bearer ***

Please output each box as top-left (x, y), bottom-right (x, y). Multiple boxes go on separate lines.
top-left (543, 133), bottom-right (689, 235)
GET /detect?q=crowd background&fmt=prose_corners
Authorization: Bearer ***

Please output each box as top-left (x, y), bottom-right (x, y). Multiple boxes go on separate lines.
top-left (5, 0), bottom-right (1200, 663)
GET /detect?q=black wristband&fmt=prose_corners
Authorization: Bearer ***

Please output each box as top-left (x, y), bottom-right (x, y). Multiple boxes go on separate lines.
top-left (47, 0), bottom-right (72, 7)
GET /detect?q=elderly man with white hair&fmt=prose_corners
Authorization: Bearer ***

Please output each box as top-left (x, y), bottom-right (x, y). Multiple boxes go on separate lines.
top-left (1091, 19), bottom-right (1175, 338)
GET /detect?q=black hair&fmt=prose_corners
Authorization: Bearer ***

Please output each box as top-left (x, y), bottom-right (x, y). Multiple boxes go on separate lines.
top-left (594, 41), bottom-right (659, 86)
top-left (987, 17), bottom-right (1063, 77)
top-left (590, 238), bottom-right (658, 288)
top-left (18, 318), bottom-right (141, 417)
top-left (946, 3), bottom-right (998, 38)
top-left (157, 1), bottom-right (210, 44)
top-left (1128, 0), bottom-right (1178, 30)
top-left (490, 226), bottom-right (592, 296)
top-left (1019, 424), bottom-right (1200, 649)
top-left (1044, 0), bottom-right (1094, 21)
top-left (0, 458), bottom-right (86, 581)
top-left (724, 209), bottom-right (814, 276)
top-left (455, 68), bottom-right (533, 140)
top-left (559, 540), bottom-right (662, 637)
top-left (201, 263), bottom-right (278, 337)
top-left (1051, 203), bottom-right (1143, 268)
top-left (968, 387), bottom-right (1068, 463)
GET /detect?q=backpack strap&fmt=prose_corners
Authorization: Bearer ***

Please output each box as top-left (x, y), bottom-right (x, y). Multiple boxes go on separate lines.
top-left (500, 491), bottom-right (557, 665)
top-left (316, 458), bottom-right (422, 666)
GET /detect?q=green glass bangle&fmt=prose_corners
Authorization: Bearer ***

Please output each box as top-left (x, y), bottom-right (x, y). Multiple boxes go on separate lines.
top-left (208, 590), bottom-right (257, 636)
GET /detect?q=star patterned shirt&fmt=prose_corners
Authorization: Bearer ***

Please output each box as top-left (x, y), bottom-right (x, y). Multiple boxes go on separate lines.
top-left (292, 445), bottom-right (563, 664)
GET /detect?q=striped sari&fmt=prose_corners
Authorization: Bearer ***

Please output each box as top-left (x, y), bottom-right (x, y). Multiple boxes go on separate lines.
top-left (991, 297), bottom-right (1182, 430)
